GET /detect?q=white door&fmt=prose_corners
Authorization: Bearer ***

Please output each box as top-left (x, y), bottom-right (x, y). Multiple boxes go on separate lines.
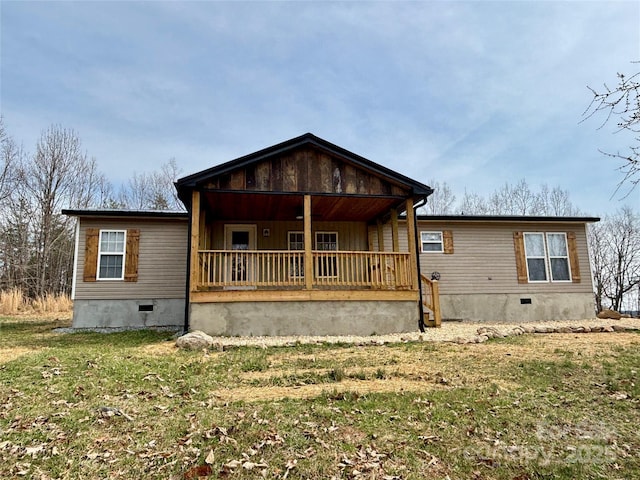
top-left (224, 225), bottom-right (257, 285)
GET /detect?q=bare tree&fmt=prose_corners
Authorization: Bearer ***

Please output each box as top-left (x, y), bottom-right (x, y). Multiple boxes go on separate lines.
top-left (583, 67), bottom-right (640, 195)
top-left (456, 179), bottom-right (579, 216)
top-left (535, 184), bottom-right (581, 216)
top-left (456, 190), bottom-right (488, 215)
top-left (420, 180), bottom-right (456, 215)
top-left (118, 158), bottom-right (184, 211)
top-left (23, 125), bottom-right (105, 295)
top-left (588, 206), bottom-right (640, 312)
top-left (0, 117), bottom-right (19, 204)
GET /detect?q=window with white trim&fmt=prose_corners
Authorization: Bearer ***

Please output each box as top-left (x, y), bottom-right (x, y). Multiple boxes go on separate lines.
top-left (97, 230), bottom-right (126, 280)
top-left (421, 231), bottom-right (443, 253)
top-left (288, 231), bottom-right (304, 278)
top-left (315, 232), bottom-right (338, 278)
top-left (546, 233), bottom-right (571, 281)
top-left (523, 232), bottom-right (571, 282)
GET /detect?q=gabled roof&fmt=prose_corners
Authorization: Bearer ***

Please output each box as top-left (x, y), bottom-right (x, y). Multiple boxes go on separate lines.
top-left (176, 133), bottom-right (433, 198)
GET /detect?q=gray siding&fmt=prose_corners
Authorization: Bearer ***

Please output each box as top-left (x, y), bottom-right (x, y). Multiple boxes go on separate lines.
top-left (368, 220), bottom-right (594, 296)
top-left (74, 218), bottom-right (188, 300)
top-left (414, 221), bottom-right (593, 295)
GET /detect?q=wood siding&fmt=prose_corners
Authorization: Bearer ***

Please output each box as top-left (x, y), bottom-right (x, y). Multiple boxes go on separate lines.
top-left (204, 147), bottom-right (408, 197)
top-left (74, 218), bottom-right (188, 300)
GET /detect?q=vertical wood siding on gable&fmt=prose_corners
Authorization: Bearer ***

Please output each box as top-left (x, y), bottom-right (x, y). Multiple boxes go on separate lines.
top-left (409, 222), bottom-right (593, 295)
top-left (204, 147), bottom-right (409, 196)
top-left (74, 219), bottom-right (188, 300)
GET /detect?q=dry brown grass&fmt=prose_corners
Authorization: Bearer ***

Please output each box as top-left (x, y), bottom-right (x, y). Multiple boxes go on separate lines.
top-left (0, 288), bottom-right (27, 314)
top-left (0, 288), bottom-right (72, 316)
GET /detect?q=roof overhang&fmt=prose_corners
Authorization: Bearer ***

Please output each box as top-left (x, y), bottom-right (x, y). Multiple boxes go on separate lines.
top-left (62, 209), bottom-right (188, 220)
top-left (416, 215), bottom-right (600, 223)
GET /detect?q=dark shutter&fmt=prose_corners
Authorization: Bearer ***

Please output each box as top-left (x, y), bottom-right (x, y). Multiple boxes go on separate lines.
top-left (513, 231), bottom-right (528, 284)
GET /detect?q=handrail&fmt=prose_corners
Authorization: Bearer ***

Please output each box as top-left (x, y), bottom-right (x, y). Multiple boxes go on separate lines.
top-left (197, 250), bottom-right (413, 290)
top-left (420, 273), bottom-right (442, 327)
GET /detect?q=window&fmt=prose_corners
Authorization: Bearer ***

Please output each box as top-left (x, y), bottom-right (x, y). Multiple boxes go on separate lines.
top-left (523, 232), bottom-right (571, 283)
top-left (97, 230), bottom-right (126, 280)
top-left (315, 232), bottom-right (338, 278)
top-left (524, 233), bottom-right (547, 282)
top-left (288, 231), bottom-right (304, 278)
top-left (546, 233), bottom-right (571, 281)
top-left (421, 232), bottom-right (443, 252)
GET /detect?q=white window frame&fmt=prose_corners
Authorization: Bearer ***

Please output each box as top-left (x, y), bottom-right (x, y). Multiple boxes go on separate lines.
top-left (315, 231), bottom-right (338, 278)
top-left (97, 230), bottom-right (126, 281)
top-left (420, 231), bottom-right (443, 253)
top-left (546, 232), bottom-right (571, 282)
top-left (288, 231), bottom-right (304, 278)
top-left (523, 232), bottom-right (571, 283)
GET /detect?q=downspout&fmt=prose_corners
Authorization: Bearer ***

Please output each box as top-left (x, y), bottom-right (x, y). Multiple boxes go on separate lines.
top-left (183, 201), bottom-right (192, 335)
top-left (413, 196), bottom-right (428, 332)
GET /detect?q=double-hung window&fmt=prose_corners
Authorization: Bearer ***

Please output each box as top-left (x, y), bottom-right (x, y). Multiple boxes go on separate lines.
top-left (315, 232), bottom-right (338, 278)
top-left (546, 233), bottom-right (571, 282)
top-left (97, 230), bottom-right (126, 280)
top-left (523, 232), bottom-right (571, 282)
top-left (421, 232), bottom-right (443, 253)
top-left (288, 231), bottom-right (304, 278)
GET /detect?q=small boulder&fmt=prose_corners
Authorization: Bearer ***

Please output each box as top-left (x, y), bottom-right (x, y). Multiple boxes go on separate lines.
top-left (176, 330), bottom-right (215, 350)
top-left (597, 309), bottom-right (622, 320)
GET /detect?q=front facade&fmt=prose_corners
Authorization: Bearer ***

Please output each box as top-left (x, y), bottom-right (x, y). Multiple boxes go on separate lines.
top-left (65, 134), bottom-right (599, 334)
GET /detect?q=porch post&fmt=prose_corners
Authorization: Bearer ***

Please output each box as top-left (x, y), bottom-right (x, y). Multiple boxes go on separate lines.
top-left (303, 194), bottom-right (313, 290)
top-left (391, 209), bottom-right (400, 253)
top-left (376, 219), bottom-right (385, 251)
top-left (405, 198), bottom-right (419, 290)
top-left (190, 190), bottom-right (201, 293)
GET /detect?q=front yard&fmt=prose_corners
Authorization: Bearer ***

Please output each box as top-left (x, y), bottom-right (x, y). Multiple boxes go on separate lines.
top-left (0, 316), bottom-right (638, 479)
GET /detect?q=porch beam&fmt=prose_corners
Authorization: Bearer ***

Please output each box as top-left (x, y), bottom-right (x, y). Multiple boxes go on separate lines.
top-left (190, 190), bottom-right (201, 292)
top-left (304, 194), bottom-right (313, 290)
top-left (405, 198), bottom-right (419, 290)
top-left (391, 208), bottom-right (399, 252)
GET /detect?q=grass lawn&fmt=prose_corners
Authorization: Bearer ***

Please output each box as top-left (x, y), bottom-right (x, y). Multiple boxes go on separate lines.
top-left (0, 316), bottom-right (638, 479)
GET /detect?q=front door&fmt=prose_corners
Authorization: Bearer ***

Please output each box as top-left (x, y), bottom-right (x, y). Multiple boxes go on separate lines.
top-left (224, 225), bottom-right (257, 285)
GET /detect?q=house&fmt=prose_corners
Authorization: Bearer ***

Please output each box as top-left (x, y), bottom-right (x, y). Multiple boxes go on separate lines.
top-left (63, 134), bottom-right (599, 335)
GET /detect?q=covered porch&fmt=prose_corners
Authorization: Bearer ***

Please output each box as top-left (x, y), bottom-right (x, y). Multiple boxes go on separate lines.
top-left (176, 133), bottom-right (437, 335)
top-left (188, 192), bottom-right (420, 302)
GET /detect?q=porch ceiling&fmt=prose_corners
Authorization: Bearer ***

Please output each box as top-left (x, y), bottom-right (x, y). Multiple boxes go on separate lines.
top-left (201, 191), bottom-right (407, 222)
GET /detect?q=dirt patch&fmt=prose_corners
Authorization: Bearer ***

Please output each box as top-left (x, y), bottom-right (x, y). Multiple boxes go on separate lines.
top-left (215, 332), bottom-right (640, 402)
top-left (0, 347), bottom-right (38, 364)
top-left (214, 378), bottom-right (451, 403)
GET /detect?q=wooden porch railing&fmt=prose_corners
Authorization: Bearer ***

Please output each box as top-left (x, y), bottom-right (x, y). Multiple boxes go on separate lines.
top-left (197, 250), bottom-right (413, 290)
top-left (420, 273), bottom-right (442, 328)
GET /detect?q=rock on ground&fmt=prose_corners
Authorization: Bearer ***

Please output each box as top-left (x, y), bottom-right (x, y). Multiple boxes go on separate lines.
top-left (597, 309), bottom-right (622, 320)
top-left (176, 330), bottom-right (215, 350)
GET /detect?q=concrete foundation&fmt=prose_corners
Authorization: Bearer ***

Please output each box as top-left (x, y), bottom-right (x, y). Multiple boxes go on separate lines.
top-left (439, 293), bottom-right (596, 323)
top-left (72, 299), bottom-right (185, 329)
top-left (189, 300), bottom-right (420, 336)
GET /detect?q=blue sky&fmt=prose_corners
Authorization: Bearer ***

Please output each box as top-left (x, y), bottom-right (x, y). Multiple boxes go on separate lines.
top-left (1, 1), bottom-right (639, 215)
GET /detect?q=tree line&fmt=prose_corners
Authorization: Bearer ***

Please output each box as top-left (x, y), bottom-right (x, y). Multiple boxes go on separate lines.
top-left (0, 119), bottom-right (183, 298)
top-left (1, 118), bottom-right (638, 313)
